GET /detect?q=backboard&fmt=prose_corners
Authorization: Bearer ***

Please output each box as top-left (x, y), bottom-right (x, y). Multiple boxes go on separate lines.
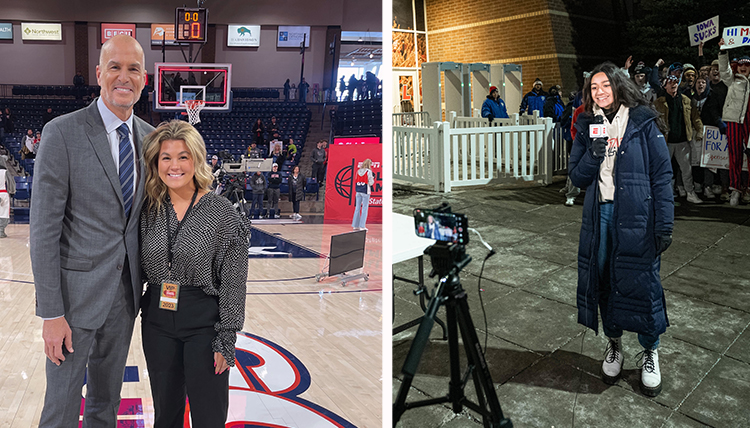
top-left (153, 62), bottom-right (232, 112)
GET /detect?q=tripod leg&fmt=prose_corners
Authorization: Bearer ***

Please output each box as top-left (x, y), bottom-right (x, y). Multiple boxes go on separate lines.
top-left (393, 283), bottom-right (445, 425)
top-left (454, 291), bottom-right (512, 427)
top-left (445, 301), bottom-right (463, 414)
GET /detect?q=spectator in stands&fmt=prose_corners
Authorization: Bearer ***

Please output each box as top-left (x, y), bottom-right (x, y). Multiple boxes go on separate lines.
top-left (351, 158), bottom-right (375, 231)
top-left (249, 169), bottom-right (267, 217)
top-left (247, 142), bottom-right (261, 159)
top-left (283, 79), bottom-right (291, 102)
top-left (286, 138), bottom-right (298, 162)
top-left (21, 129), bottom-right (35, 160)
top-left (210, 154), bottom-right (223, 188)
top-left (569, 62), bottom-right (673, 398)
top-left (288, 165), bottom-right (305, 220)
top-left (520, 78), bottom-right (548, 116)
top-left (718, 38), bottom-right (750, 206)
top-left (30, 34), bottom-right (154, 428)
top-left (43, 108), bottom-right (55, 126)
top-left (365, 72), bottom-right (379, 100)
top-left (348, 74), bottom-right (358, 101)
top-left (266, 163), bottom-right (282, 218)
top-left (73, 70), bottom-right (85, 87)
top-left (268, 116), bottom-right (279, 135)
top-left (655, 75), bottom-right (704, 204)
top-left (311, 140), bottom-right (327, 183)
top-left (2, 108), bottom-right (13, 134)
top-left (140, 120), bottom-right (248, 428)
top-left (339, 76), bottom-right (347, 101)
top-left (268, 133), bottom-right (282, 156)
top-left (481, 86), bottom-right (509, 123)
top-left (633, 62), bottom-right (656, 104)
top-left (33, 131), bottom-right (41, 155)
top-left (252, 119), bottom-right (264, 148)
top-left (299, 78), bottom-right (310, 103)
top-left (271, 145), bottom-right (286, 167)
top-left (0, 155), bottom-right (15, 238)
top-left (543, 85), bottom-right (565, 122)
top-left (649, 60), bottom-right (682, 98)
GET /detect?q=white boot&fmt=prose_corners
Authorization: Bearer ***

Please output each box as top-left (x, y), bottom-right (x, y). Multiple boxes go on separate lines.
top-left (638, 348), bottom-right (662, 397)
top-left (601, 336), bottom-right (624, 384)
top-left (686, 191), bottom-right (703, 204)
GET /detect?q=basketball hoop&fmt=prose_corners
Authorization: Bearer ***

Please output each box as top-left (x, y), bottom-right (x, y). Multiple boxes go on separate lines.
top-left (184, 99), bottom-right (205, 125)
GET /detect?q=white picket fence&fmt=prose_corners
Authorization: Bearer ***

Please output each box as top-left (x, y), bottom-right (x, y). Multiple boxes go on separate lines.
top-left (393, 111), bottom-right (568, 192)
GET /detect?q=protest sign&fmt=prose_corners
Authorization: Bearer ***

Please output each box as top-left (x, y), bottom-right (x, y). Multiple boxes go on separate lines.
top-left (688, 16), bottom-right (719, 46)
top-left (721, 26), bottom-right (750, 50)
top-left (700, 126), bottom-right (748, 171)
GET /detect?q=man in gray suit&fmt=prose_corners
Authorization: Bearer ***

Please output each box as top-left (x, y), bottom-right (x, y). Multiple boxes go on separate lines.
top-left (30, 35), bottom-right (154, 427)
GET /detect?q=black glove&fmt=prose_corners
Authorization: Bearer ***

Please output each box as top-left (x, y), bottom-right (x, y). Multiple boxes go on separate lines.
top-left (591, 137), bottom-right (608, 158)
top-left (487, 114), bottom-right (494, 123)
top-left (655, 234), bottom-right (672, 256)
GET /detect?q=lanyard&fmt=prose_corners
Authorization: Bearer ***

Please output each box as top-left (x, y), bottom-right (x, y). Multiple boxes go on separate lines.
top-left (166, 189), bottom-right (198, 272)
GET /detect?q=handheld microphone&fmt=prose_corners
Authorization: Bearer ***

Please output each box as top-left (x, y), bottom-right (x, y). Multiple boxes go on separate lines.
top-left (589, 115), bottom-right (608, 138)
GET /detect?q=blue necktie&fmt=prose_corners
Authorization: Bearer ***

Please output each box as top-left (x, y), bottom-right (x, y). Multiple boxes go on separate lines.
top-left (117, 124), bottom-right (134, 218)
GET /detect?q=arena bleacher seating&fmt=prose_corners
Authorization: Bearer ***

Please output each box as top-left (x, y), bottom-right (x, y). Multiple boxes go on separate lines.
top-left (333, 98), bottom-right (381, 137)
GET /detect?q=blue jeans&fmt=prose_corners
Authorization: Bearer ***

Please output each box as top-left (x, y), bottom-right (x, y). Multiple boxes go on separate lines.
top-left (352, 192), bottom-right (369, 228)
top-left (598, 202), bottom-right (659, 350)
top-left (251, 193), bottom-right (263, 212)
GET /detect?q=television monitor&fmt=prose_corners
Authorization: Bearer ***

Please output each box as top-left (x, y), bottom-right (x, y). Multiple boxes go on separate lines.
top-left (328, 230), bottom-right (366, 276)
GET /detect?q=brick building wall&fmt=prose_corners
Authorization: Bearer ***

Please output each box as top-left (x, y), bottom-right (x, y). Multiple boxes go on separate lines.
top-left (424, 0), bottom-right (608, 100)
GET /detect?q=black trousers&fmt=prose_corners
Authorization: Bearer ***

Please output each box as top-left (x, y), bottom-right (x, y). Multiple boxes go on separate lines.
top-left (312, 162), bottom-right (325, 183)
top-left (141, 286), bottom-right (229, 428)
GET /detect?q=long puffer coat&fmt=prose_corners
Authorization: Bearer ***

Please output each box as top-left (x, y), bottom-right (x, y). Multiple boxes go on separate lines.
top-left (569, 105), bottom-right (674, 338)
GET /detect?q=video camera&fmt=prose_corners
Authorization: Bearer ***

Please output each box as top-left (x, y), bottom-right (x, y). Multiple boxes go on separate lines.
top-left (413, 204), bottom-right (470, 278)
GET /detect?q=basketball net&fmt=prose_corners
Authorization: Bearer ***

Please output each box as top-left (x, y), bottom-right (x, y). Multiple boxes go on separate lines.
top-left (184, 99), bottom-right (205, 125)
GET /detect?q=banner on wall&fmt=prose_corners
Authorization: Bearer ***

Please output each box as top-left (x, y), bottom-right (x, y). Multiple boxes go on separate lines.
top-left (0, 23), bottom-right (12, 40)
top-left (21, 23), bottom-right (62, 41)
top-left (227, 25), bottom-right (260, 47)
top-left (277, 26), bottom-right (310, 48)
top-left (101, 23), bottom-right (135, 44)
top-left (151, 24), bottom-right (177, 45)
top-left (333, 137), bottom-right (381, 145)
top-left (324, 144), bottom-right (382, 224)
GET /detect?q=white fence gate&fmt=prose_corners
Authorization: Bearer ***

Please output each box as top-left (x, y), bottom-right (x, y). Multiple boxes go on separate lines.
top-left (393, 112), bottom-right (563, 192)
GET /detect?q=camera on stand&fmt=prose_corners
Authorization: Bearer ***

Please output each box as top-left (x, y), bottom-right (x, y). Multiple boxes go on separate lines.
top-left (393, 204), bottom-right (512, 428)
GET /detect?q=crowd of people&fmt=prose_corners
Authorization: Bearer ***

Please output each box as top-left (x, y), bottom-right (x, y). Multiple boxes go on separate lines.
top-left (559, 40), bottom-right (749, 207)
top-left (339, 71), bottom-right (381, 102)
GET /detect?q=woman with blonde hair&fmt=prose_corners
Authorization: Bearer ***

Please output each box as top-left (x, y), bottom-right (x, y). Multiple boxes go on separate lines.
top-left (139, 120), bottom-right (249, 427)
top-left (351, 158), bottom-right (375, 230)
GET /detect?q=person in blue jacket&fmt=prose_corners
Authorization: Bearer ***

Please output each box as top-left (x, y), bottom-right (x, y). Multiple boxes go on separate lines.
top-left (568, 62), bottom-right (674, 398)
top-left (519, 78), bottom-right (548, 116)
top-left (480, 86), bottom-right (509, 122)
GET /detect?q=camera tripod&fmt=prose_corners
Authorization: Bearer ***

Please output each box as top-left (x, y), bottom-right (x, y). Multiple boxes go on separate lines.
top-left (393, 242), bottom-right (512, 427)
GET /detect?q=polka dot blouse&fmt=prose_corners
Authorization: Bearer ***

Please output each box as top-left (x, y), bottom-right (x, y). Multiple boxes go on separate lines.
top-left (140, 191), bottom-right (250, 366)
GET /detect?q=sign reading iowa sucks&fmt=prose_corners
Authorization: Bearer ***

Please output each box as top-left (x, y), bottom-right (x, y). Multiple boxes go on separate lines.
top-left (324, 144), bottom-right (382, 224)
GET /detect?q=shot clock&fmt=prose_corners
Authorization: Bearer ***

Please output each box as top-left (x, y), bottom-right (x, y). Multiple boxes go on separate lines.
top-left (175, 7), bottom-right (207, 43)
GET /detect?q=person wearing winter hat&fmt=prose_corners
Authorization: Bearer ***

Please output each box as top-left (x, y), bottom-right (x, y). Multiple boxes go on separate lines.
top-left (649, 60), bottom-right (683, 98)
top-left (717, 38), bottom-right (750, 206)
top-left (633, 62), bottom-right (656, 104)
top-left (681, 63), bottom-right (697, 97)
top-left (543, 85), bottom-right (565, 122)
top-left (520, 78), bottom-right (548, 116)
top-left (480, 85), bottom-right (509, 122)
top-left (654, 75), bottom-right (705, 204)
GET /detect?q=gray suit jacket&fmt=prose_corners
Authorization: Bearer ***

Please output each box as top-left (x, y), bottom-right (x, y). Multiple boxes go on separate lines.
top-left (30, 101), bottom-right (154, 329)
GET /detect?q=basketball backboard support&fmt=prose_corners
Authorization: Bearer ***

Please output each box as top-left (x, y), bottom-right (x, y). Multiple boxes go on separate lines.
top-left (153, 62), bottom-right (232, 112)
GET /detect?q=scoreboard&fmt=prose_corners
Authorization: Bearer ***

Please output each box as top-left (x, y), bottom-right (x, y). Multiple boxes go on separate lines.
top-left (175, 7), bottom-right (207, 43)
